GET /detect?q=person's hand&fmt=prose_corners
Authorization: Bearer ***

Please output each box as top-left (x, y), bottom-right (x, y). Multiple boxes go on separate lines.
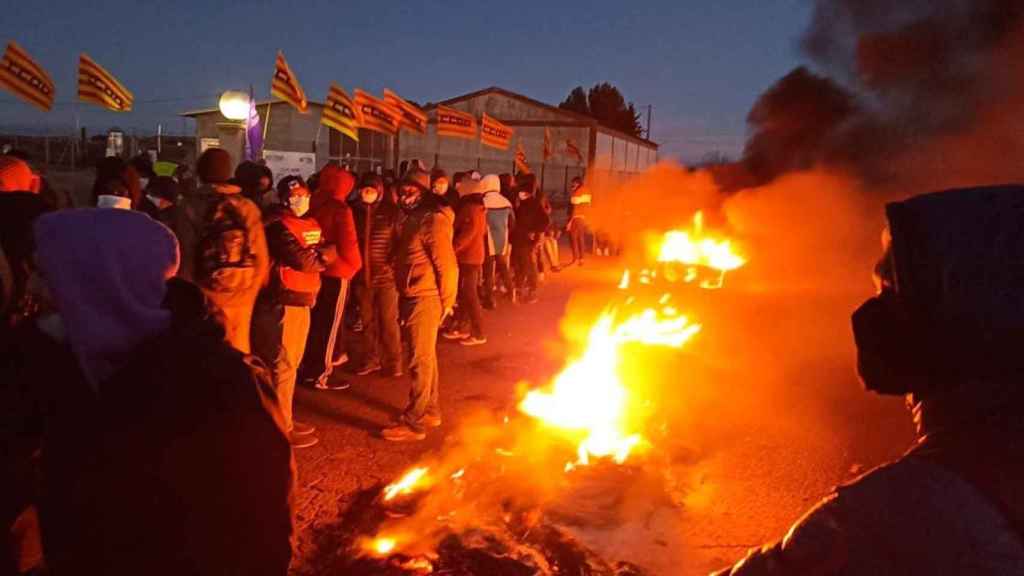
top-left (441, 307), bottom-right (454, 323)
top-left (318, 244), bottom-right (338, 264)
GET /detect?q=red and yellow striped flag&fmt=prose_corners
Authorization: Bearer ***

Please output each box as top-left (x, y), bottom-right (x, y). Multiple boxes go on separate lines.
top-left (78, 53), bottom-right (133, 112)
top-left (0, 42), bottom-right (55, 111)
top-left (383, 89), bottom-right (427, 135)
top-left (480, 113), bottom-right (514, 150)
top-left (515, 140), bottom-right (531, 174)
top-left (435, 105), bottom-right (476, 140)
top-left (353, 89), bottom-right (400, 135)
top-left (271, 51), bottom-right (307, 113)
top-left (321, 83), bottom-right (361, 141)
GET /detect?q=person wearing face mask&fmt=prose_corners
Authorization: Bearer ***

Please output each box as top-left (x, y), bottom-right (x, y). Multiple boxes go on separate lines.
top-left (251, 175), bottom-right (337, 449)
top-left (430, 167), bottom-right (457, 208)
top-left (138, 176), bottom-right (181, 225)
top-left (350, 174), bottom-right (402, 377)
top-left (92, 157), bottom-right (142, 210)
top-left (714, 185), bottom-right (1024, 576)
top-left (443, 175), bottom-right (488, 345)
top-left (381, 169), bottom-right (457, 442)
top-left (510, 174), bottom-right (549, 304)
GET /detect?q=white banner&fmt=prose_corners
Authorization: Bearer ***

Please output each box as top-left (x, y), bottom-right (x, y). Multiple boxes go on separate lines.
top-left (262, 150), bottom-right (316, 184)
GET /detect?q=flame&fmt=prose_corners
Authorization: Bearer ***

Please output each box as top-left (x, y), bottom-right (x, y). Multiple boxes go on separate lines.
top-left (519, 305), bottom-right (700, 466)
top-left (383, 467), bottom-right (430, 501)
top-left (654, 211), bottom-right (746, 288)
top-left (367, 536), bottom-right (398, 556)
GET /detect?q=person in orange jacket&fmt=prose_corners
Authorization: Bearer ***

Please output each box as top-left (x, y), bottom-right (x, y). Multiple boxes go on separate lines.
top-left (299, 164), bottom-right (362, 390)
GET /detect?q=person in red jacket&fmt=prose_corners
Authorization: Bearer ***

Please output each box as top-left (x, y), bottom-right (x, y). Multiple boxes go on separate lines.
top-left (300, 164), bottom-right (362, 390)
top-left (443, 175), bottom-right (488, 346)
top-left (252, 175), bottom-right (337, 448)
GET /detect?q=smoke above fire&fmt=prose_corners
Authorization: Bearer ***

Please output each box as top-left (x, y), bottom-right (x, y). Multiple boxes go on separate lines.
top-left (738, 0), bottom-right (1024, 192)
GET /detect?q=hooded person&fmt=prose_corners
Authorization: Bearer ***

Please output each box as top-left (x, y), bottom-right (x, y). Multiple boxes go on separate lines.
top-left (430, 167), bottom-right (458, 208)
top-left (482, 175), bottom-right (516, 308)
top-left (510, 173), bottom-right (549, 303)
top-left (28, 208), bottom-right (293, 575)
top-left (382, 169), bottom-right (458, 442)
top-left (715, 185), bottom-right (1024, 576)
top-left (0, 156), bottom-right (40, 195)
top-left (169, 147), bottom-right (269, 354)
top-left (442, 175), bottom-right (488, 345)
top-left (92, 157), bottom-right (142, 210)
top-left (252, 175), bottom-right (337, 449)
top-left (299, 164), bottom-right (362, 390)
top-left (349, 173), bottom-right (402, 377)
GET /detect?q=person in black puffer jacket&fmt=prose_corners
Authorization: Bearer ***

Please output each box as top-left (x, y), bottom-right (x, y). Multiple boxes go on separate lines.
top-left (350, 174), bottom-right (402, 376)
top-left (511, 174), bottom-right (549, 303)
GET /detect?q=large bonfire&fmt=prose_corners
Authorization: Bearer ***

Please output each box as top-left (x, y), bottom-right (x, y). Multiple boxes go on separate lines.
top-left (339, 211), bottom-right (745, 575)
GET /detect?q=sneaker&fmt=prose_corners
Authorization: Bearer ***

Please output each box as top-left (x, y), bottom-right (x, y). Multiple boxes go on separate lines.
top-left (315, 377), bottom-right (351, 391)
top-left (382, 368), bottom-right (404, 378)
top-left (355, 361), bottom-right (382, 376)
top-left (523, 292), bottom-right (539, 304)
top-left (420, 414), bottom-right (442, 428)
top-left (460, 336), bottom-right (487, 347)
top-left (293, 421), bottom-right (317, 435)
top-left (442, 329), bottom-right (468, 341)
top-left (290, 433), bottom-right (319, 448)
top-left (381, 423), bottom-right (426, 442)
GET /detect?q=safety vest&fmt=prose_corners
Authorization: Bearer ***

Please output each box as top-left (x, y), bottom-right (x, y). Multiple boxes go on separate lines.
top-left (278, 214), bottom-right (322, 295)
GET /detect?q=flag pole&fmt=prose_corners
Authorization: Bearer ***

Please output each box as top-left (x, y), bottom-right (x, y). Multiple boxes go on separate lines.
top-left (262, 100), bottom-right (272, 144)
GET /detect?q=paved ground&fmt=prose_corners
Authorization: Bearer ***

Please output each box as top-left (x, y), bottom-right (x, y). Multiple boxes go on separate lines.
top-left (289, 258), bottom-right (915, 575)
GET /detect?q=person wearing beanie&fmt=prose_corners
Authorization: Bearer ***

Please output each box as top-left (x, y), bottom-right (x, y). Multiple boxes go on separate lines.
top-left (442, 175), bottom-right (488, 346)
top-left (482, 176), bottom-right (516, 308)
top-left (169, 148), bottom-right (269, 354)
top-left (252, 175), bottom-right (337, 449)
top-left (18, 208), bottom-right (293, 575)
top-left (234, 161), bottom-right (274, 206)
top-left (349, 173), bottom-right (402, 377)
top-left (0, 156), bottom-right (40, 194)
top-left (138, 176), bottom-right (181, 225)
top-left (299, 164), bottom-right (362, 390)
top-left (92, 157), bottom-right (142, 209)
top-left (382, 169), bottom-right (457, 442)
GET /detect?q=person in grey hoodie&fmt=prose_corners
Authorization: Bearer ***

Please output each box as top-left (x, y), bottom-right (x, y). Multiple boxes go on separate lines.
top-left (481, 174), bottom-right (516, 308)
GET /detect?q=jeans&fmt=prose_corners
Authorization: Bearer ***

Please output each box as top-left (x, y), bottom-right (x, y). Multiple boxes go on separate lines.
top-left (400, 296), bottom-right (441, 430)
top-left (569, 218), bottom-right (589, 263)
top-left (512, 241), bottom-right (539, 292)
top-left (252, 298), bottom-right (311, 433)
top-left (300, 277), bottom-right (349, 384)
top-left (483, 254), bottom-right (514, 303)
top-left (455, 264), bottom-right (485, 338)
top-left (357, 281), bottom-right (401, 373)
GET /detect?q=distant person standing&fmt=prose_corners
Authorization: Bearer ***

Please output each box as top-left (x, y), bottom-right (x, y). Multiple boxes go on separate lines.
top-left (350, 174), bottom-right (402, 377)
top-left (138, 176), bottom-right (181, 227)
top-left (382, 170), bottom-right (457, 442)
top-left (482, 175), bottom-right (516, 308)
top-left (566, 176), bottom-right (591, 265)
top-left (511, 175), bottom-right (549, 304)
top-left (252, 175), bottom-right (336, 449)
top-left (300, 165), bottom-right (362, 390)
top-left (445, 175), bottom-right (488, 346)
top-left (171, 148), bottom-right (269, 354)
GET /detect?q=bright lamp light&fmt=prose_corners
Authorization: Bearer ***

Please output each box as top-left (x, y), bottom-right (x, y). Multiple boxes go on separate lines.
top-left (219, 91), bottom-right (250, 121)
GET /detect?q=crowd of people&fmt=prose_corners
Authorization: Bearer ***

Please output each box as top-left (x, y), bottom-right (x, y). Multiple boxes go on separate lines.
top-left (0, 148), bottom-right (598, 573)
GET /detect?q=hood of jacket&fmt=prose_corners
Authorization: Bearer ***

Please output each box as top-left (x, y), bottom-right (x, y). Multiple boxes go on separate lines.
top-left (483, 190), bottom-right (512, 210)
top-left (314, 164), bottom-right (356, 208)
top-left (33, 209), bottom-right (180, 389)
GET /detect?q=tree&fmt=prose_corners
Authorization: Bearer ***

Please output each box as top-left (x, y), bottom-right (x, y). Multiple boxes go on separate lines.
top-left (559, 86), bottom-right (590, 116)
top-left (559, 83), bottom-right (643, 137)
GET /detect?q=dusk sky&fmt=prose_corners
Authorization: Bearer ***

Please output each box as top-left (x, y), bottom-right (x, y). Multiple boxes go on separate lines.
top-left (1, 0), bottom-right (811, 163)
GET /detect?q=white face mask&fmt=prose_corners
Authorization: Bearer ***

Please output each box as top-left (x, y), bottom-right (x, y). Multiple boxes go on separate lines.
top-left (288, 195), bottom-right (310, 217)
top-left (97, 194), bottom-right (132, 210)
top-left (433, 182), bottom-right (449, 196)
top-left (518, 192), bottom-right (530, 201)
top-left (139, 177), bottom-right (150, 190)
top-left (361, 190), bottom-right (379, 205)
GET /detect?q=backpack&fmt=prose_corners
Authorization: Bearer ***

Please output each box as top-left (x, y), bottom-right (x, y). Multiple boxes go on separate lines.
top-left (192, 195), bottom-right (257, 294)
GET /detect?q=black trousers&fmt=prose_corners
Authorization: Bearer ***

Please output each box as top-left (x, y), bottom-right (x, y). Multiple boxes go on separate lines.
top-left (356, 281), bottom-right (401, 373)
top-left (455, 264), bottom-right (485, 338)
top-left (300, 276), bottom-right (349, 384)
top-left (512, 241), bottom-right (539, 292)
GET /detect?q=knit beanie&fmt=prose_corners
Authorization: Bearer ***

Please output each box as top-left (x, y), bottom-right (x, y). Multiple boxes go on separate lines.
top-left (402, 169), bottom-right (430, 193)
top-left (197, 148), bottom-right (233, 184)
top-left (0, 156), bottom-right (38, 193)
top-left (276, 175), bottom-right (306, 202)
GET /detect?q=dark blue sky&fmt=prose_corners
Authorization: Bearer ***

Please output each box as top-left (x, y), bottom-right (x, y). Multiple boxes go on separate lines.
top-left (2, 0), bottom-right (811, 162)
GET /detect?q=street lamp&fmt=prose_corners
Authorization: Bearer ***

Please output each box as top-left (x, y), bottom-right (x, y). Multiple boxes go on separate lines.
top-left (219, 90), bottom-right (250, 121)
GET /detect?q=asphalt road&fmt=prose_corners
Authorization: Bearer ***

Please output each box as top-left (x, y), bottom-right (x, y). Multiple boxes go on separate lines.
top-left (289, 258), bottom-right (915, 575)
